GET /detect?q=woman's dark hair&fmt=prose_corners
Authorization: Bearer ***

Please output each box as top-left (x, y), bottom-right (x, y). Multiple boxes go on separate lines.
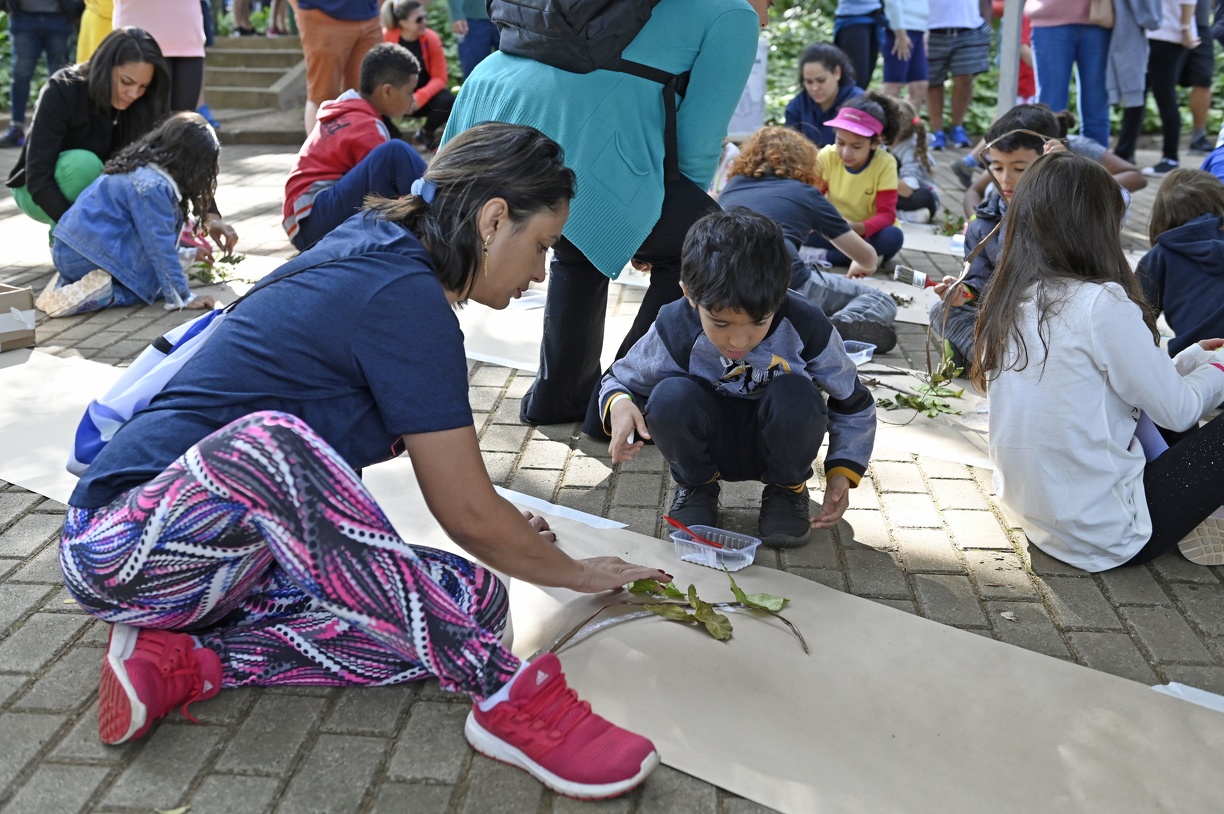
top-left (985, 103), bottom-right (1060, 155)
top-left (798, 42), bottom-right (856, 90)
top-left (841, 91), bottom-right (900, 146)
top-left (681, 207), bottom-right (791, 322)
top-left (104, 112), bottom-right (220, 224)
top-left (83, 27), bottom-right (170, 144)
top-left (381, 0), bottom-right (423, 29)
top-left (365, 122), bottom-right (576, 299)
top-left (972, 152), bottom-right (1156, 390)
top-left (1148, 168), bottom-right (1224, 243)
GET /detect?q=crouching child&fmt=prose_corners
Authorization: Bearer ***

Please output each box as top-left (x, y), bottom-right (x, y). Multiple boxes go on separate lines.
top-left (600, 208), bottom-right (877, 548)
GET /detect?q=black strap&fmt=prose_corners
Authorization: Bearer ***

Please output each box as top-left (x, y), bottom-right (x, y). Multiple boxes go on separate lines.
top-left (616, 59), bottom-right (690, 182)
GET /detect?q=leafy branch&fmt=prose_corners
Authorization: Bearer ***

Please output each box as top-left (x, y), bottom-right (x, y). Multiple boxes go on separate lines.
top-left (187, 252), bottom-right (253, 286)
top-left (870, 340), bottom-right (965, 419)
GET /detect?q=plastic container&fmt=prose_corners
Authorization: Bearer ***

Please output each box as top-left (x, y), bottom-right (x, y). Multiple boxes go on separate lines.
top-left (842, 340), bottom-right (876, 365)
top-left (669, 525), bottom-right (762, 571)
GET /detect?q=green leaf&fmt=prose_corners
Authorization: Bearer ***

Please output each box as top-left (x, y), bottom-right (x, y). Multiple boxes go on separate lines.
top-left (627, 579), bottom-right (661, 594)
top-left (645, 604), bottom-right (695, 623)
top-left (725, 569), bottom-right (788, 612)
top-left (660, 581), bottom-right (685, 598)
top-left (693, 602), bottom-right (733, 640)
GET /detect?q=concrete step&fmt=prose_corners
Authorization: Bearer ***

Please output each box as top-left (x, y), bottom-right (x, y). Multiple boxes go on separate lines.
top-left (209, 34), bottom-right (302, 50)
top-left (209, 86), bottom-right (287, 109)
top-left (211, 107), bottom-right (305, 146)
top-left (206, 48), bottom-right (303, 69)
top-left (206, 66), bottom-right (286, 88)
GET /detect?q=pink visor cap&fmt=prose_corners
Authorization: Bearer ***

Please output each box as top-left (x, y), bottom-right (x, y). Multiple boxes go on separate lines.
top-left (825, 107), bottom-right (884, 138)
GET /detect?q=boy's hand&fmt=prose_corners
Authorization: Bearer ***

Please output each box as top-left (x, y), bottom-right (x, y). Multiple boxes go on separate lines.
top-left (1198, 338), bottom-right (1224, 351)
top-left (846, 260), bottom-right (874, 279)
top-left (608, 397), bottom-right (649, 464)
top-left (811, 473), bottom-right (852, 529)
top-left (933, 276), bottom-right (969, 307)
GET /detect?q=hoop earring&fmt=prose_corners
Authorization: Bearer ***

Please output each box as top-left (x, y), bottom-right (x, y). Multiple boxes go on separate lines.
top-left (483, 234), bottom-right (492, 278)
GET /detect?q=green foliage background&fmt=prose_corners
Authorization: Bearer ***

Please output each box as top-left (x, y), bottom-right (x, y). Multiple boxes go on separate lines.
top-left (1, 2), bottom-right (1219, 140)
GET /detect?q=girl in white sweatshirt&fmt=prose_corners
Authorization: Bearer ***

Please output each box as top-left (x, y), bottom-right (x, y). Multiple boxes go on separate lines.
top-left (974, 152), bottom-right (1224, 572)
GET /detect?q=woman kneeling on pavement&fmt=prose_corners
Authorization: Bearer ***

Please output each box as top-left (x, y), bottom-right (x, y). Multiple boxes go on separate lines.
top-left (59, 123), bottom-right (669, 800)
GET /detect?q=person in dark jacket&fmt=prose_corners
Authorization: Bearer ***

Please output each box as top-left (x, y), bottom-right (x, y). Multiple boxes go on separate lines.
top-left (785, 42), bottom-right (864, 148)
top-left (1137, 168), bottom-right (1224, 354)
top-left (5, 27), bottom-right (170, 225)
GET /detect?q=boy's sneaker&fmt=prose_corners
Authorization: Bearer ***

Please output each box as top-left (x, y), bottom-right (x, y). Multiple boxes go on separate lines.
top-left (0, 124), bottom-right (25, 148)
top-left (1178, 512), bottom-right (1224, 566)
top-left (798, 245), bottom-right (832, 269)
top-left (465, 654), bottom-right (659, 799)
top-left (930, 130), bottom-right (947, 151)
top-left (758, 484), bottom-right (813, 548)
top-left (898, 208), bottom-right (933, 224)
top-left (952, 155), bottom-right (976, 189)
top-left (1189, 133), bottom-right (1214, 153)
top-left (98, 624), bottom-right (221, 745)
top-left (950, 125), bottom-right (972, 148)
top-left (831, 317), bottom-right (897, 354)
top-left (1142, 158), bottom-right (1179, 176)
top-left (668, 481), bottom-right (720, 528)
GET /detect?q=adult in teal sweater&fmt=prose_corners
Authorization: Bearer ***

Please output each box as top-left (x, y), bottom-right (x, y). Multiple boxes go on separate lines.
top-left (445, 0), bottom-right (498, 79)
top-left (443, 0), bottom-right (766, 429)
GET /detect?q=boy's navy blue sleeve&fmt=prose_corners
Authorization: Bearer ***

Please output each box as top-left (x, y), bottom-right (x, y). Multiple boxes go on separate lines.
top-left (962, 214), bottom-right (999, 293)
top-left (799, 317), bottom-right (875, 485)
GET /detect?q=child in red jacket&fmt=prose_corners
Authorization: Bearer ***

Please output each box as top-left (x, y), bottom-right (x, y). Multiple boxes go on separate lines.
top-left (283, 42), bottom-right (426, 251)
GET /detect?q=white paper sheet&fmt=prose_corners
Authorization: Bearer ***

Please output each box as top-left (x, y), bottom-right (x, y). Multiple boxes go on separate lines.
top-left (364, 457), bottom-right (1224, 814)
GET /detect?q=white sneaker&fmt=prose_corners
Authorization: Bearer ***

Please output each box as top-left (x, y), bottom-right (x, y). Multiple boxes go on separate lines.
top-left (798, 246), bottom-right (831, 269)
top-left (1178, 511), bottom-right (1224, 565)
top-left (899, 209), bottom-right (933, 224)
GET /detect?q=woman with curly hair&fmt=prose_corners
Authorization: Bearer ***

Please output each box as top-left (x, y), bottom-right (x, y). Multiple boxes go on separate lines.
top-left (717, 125), bottom-right (897, 352)
top-left (45, 111), bottom-right (221, 314)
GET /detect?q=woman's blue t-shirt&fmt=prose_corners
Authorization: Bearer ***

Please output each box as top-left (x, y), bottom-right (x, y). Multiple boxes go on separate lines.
top-left (70, 212), bottom-right (474, 508)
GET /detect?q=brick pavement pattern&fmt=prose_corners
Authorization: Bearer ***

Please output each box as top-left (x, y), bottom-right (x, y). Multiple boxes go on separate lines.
top-left (1, 138), bottom-right (1222, 814)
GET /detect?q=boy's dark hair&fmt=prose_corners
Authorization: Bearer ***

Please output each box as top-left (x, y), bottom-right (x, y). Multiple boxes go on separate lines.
top-left (986, 103), bottom-right (1060, 155)
top-left (798, 42), bottom-right (856, 90)
top-left (83, 27), bottom-right (170, 145)
top-left (681, 207), bottom-right (791, 322)
top-left (104, 111), bottom-right (220, 223)
top-left (359, 42), bottom-right (420, 95)
top-left (841, 91), bottom-right (900, 145)
top-left (365, 122), bottom-right (576, 299)
top-left (1149, 168), bottom-right (1224, 243)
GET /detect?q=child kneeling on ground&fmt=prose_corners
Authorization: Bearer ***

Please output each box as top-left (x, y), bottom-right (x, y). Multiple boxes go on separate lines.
top-left (282, 42), bottom-right (426, 251)
top-left (600, 208), bottom-right (877, 548)
top-left (47, 112), bottom-right (221, 314)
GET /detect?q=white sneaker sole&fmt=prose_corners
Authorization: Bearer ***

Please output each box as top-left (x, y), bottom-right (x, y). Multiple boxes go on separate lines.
top-left (463, 710), bottom-right (659, 800)
top-left (103, 623), bottom-right (147, 744)
top-left (1178, 515), bottom-right (1224, 566)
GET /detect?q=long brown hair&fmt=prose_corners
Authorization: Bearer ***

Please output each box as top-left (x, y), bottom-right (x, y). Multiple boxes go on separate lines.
top-left (972, 152), bottom-right (1157, 390)
top-left (892, 98), bottom-right (930, 175)
top-left (728, 126), bottom-right (820, 185)
top-left (104, 111), bottom-right (219, 224)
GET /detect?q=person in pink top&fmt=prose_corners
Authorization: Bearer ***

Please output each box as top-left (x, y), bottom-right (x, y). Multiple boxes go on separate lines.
top-left (112, 0), bottom-right (207, 112)
top-left (1024, 0), bottom-right (1112, 147)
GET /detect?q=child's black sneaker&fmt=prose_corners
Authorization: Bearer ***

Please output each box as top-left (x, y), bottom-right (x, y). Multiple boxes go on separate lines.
top-left (1189, 134), bottom-right (1214, 154)
top-left (758, 484), bottom-right (812, 548)
top-left (668, 481), bottom-right (720, 528)
top-left (1142, 158), bottom-right (1179, 177)
top-left (0, 124), bottom-right (25, 149)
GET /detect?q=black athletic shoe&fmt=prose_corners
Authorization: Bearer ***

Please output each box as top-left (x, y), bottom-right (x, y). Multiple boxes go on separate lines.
top-left (758, 484), bottom-right (812, 548)
top-left (1190, 134), bottom-right (1215, 154)
top-left (668, 481), bottom-right (720, 529)
top-left (952, 159), bottom-right (975, 190)
top-left (831, 317), bottom-right (897, 355)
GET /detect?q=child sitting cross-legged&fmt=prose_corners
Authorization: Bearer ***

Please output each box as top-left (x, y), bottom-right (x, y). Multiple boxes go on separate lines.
top-left (600, 208), bottom-right (877, 548)
top-left (283, 42), bottom-right (427, 251)
top-left (805, 91), bottom-right (905, 272)
top-left (48, 111), bottom-right (221, 314)
top-left (1136, 168), bottom-right (1224, 355)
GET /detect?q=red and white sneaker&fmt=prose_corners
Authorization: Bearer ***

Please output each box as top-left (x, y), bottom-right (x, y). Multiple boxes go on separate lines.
top-left (98, 624), bottom-right (222, 745)
top-left (464, 654), bottom-right (659, 799)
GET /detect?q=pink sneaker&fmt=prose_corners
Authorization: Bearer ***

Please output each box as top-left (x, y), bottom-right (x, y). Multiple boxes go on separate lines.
top-left (98, 624), bottom-right (221, 745)
top-left (464, 654), bottom-right (659, 799)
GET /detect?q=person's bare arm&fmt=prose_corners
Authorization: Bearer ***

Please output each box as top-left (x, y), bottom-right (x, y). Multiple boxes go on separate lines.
top-left (1100, 151), bottom-right (1148, 193)
top-left (405, 426), bottom-right (670, 592)
top-left (964, 170), bottom-right (989, 218)
top-left (830, 229), bottom-right (878, 273)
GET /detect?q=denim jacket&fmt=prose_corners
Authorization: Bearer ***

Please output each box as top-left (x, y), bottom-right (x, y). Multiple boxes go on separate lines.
top-left (52, 164), bottom-right (193, 307)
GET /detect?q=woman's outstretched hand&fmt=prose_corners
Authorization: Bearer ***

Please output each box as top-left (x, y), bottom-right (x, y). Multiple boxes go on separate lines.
top-left (570, 557), bottom-right (674, 593)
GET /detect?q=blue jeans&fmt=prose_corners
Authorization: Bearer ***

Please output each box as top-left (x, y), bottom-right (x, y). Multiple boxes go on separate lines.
top-left (292, 140), bottom-right (427, 251)
top-left (1031, 24), bottom-right (1112, 148)
top-left (9, 12), bottom-right (72, 125)
top-left (795, 269), bottom-right (897, 331)
top-left (457, 18), bottom-right (500, 79)
top-left (644, 374), bottom-right (828, 487)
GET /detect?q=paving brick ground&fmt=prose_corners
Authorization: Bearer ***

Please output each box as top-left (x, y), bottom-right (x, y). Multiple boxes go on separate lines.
top-left (1, 135), bottom-right (1222, 814)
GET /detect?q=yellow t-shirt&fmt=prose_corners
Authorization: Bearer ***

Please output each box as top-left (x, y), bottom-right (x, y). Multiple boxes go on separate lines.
top-left (816, 145), bottom-right (898, 225)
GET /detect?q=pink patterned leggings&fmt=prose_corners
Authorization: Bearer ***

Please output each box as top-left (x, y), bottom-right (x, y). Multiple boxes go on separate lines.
top-left (60, 411), bottom-right (519, 701)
